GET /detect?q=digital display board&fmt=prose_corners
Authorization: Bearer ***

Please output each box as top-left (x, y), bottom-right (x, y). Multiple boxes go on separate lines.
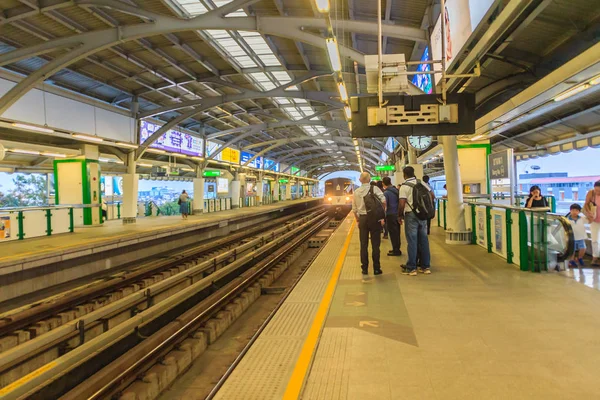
top-left (411, 47), bottom-right (433, 94)
top-left (241, 151), bottom-right (263, 169)
top-left (264, 159), bottom-right (280, 172)
top-left (140, 120), bottom-right (203, 156)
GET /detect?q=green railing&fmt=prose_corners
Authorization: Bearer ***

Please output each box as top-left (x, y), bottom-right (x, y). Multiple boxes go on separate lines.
top-left (438, 199), bottom-right (573, 273)
top-left (0, 204), bottom-right (101, 242)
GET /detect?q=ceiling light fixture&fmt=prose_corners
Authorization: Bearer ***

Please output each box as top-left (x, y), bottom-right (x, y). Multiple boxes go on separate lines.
top-left (73, 134), bottom-right (103, 143)
top-left (41, 152), bottom-right (66, 158)
top-left (138, 163), bottom-right (153, 167)
top-left (337, 82), bottom-right (348, 102)
top-left (9, 148), bottom-right (40, 156)
top-left (344, 106), bottom-right (352, 120)
top-left (116, 142), bottom-right (138, 149)
top-left (315, 0), bottom-right (329, 13)
top-left (12, 123), bottom-right (55, 133)
top-left (554, 84), bottom-right (590, 102)
top-left (147, 148), bottom-right (167, 154)
top-left (326, 38), bottom-right (342, 72)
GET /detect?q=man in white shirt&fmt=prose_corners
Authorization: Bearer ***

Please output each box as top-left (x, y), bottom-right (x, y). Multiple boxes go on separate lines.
top-left (398, 166), bottom-right (432, 276)
top-left (352, 172), bottom-right (386, 276)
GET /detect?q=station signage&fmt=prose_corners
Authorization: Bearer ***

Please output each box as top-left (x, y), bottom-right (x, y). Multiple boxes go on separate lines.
top-left (203, 170), bottom-right (221, 177)
top-left (279, 179), bottom-right (289, 184)
top-left (221, 148), bottom-right (240, 164)
top-left (371, 176), bottom-right (382, 181)
top-left (488, 151), bottom-right (510, 180)
top-left (375, 165), bottom-right (395, 171)
top-left (139, 120), bottom-right (203, 157)
top-left (264, 159), bottom-right (280, 172)
top-left (290, 166), bottom-right (300, 175)
top-left (241, 151), bottom-right (263, 169)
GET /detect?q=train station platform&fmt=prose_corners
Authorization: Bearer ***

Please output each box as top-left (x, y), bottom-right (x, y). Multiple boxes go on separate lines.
top-left (215, 214), bottom-right (600, 400)
top-left (0, 198), bottom-right (320, 305)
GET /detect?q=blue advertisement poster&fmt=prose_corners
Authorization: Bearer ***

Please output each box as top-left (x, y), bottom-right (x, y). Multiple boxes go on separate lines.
top-left (411, 46), bottom-right (433, 94)
top-left (241, 151), bottom-right (263, 169)
top-left (264, 159), bottom-right (280, 172)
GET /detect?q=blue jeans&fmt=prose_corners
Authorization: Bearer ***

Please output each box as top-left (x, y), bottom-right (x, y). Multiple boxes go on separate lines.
top-left (405, 212), bottom-right (430, 270)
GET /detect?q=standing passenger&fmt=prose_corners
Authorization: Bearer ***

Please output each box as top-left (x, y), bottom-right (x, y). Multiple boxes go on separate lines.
top-left (178, 190), bottom-right (189, 219)
top-left (422, 175), bottom-right (436, 235)
top-left (376, 180), bottom-right (388, 239)
top-left (353, 172), bottom-right (386, 277)
top-left (584, 180), bottom-right (600, 266)
top-left (382, 177), bottom-right (402, 256)
top-left (526, 185), bottom-right (548, 208)
top-left (398, 166), bottom-right (432, 276)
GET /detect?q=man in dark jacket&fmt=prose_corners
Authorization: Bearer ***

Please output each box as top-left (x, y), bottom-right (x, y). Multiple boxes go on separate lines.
top-left (382, 177), bottom-right (402, 256)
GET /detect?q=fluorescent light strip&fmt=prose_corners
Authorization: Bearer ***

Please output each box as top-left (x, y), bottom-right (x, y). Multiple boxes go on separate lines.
top-left (116, 142), bottom-right (138, 149)
top-left (337, 81), bottom-right (348, 102)
top-left (554, 84), bottom-right (590, 102)
top-left (9, 149), bottom-right (40, 156)
top-left (147, 149), bottom-right (166, 154)
top-left (73, 134), bottom-right (103, 143)
top-left (138, 163), bottom-right (153, 167)
top-left (41, 152), bottom-right (66, 158)
top-left (12, 123), bottom-right (55, 133)
top-left (326, 38), bottom-right (342, 72)
top-left (344, 106), bottom-right (352, 120)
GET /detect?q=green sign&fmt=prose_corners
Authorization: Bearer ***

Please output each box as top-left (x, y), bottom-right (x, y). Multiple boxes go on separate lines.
top-left (203, 170), bottom-right (221, 177)
top-left (375, 165), bottom-right (395, 171)
top-left (371, 176), bottom-right (382, 181)
top-left (279, 179), bottom-right (289, 183)
top-left (290, 166), bottom-right (299, 174)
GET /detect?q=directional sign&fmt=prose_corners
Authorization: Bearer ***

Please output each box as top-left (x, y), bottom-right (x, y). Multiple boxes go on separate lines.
top-left (375, 165), bottom-right (395, 171)
top-left (359, 320), bottom-right (380, 328)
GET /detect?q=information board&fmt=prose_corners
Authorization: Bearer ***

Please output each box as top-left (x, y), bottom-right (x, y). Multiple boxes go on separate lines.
top-left (221, 148), bottom-right (240, 164)
top-left (217, 178), bottom-right (229, 193)
top-left (264, 159), bottom-right (280, 172)
top-left (241, 151), bottom-right (263, 169)
top-left (140, 120), bottom-right (203, 156)
top-left (488, 151), bottom-right (510, 180)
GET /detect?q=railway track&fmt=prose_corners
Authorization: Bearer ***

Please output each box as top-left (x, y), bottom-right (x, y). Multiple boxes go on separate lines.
top-left (0, 209), bottom-right (331, 399)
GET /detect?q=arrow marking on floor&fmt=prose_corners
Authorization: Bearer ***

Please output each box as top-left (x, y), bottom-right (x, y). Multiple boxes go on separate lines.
top-left (345, 301), bottom-right (365, 307)
top-left (359, 320), bottom-right (379, 328)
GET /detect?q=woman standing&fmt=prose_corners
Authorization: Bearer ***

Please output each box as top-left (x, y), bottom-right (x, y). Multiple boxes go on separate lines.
top-left (178, 190), bottom-right (190, 219)
top-left (526, 185), bottom-right (548, 208)
top-left (584, 181), bottom-right (600, 266)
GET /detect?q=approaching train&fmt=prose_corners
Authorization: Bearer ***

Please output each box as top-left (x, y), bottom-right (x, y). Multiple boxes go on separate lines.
top-left (324, 177), bottom-right (356, 218)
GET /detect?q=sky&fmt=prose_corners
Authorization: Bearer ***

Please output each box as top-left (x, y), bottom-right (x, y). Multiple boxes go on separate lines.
top-left (516, 147), bottom-right (600, 177)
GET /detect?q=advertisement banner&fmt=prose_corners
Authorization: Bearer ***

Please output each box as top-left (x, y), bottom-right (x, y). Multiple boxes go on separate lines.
top-left (140, 120), bottom-right (203, 157)
top-left (221, 148), bottom-right (240, 164)
top-left (411, 46), bottom-right (433, 94)
top-left (0, 216), bottom-right (11, 240)
top-left (217, 178), bottom-right (229, 194)
top-left (264, 159), bottom-right (280, 172)
top-left (494, 214), bottom-right (503, 253)
top-left (241, 151), bottom-right (263, 169)
top-left (477, 208), bottom-right (486, 247)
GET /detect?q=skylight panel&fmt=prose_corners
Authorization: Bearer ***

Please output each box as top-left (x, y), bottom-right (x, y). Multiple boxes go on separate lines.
top-left (274, 98), bottom-right (290, 104)
top-left (317, 140), bottom-right (327, 145)
top-left (235, 56), bottom-right (257, 68)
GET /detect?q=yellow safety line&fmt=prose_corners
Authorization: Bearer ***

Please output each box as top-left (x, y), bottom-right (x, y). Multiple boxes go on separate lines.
top-left (283, 218), bottom-right (355, 400)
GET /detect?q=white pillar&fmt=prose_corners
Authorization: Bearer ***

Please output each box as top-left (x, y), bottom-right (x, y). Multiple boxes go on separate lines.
top-left (192, 167), bottom-right (205, 214)
top-left (442, 136), bottom-right (466, 233)
top-left (408, 148), bottom-right (417, 164)
top-left (231, 178), bottom-right (241, 208)
top-left (122, 152), bottom-right (139, 224)
top-left (257, 173), bottom-right (264, 205)
top-left (273, 181), bottom-right (280, 202)
top-left (285, 183), bottom-right (292, 200)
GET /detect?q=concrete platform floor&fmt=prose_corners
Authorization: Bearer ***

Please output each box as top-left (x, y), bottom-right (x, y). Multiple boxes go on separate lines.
top-left (0, 199), bottom-right (317, 270)
top-left (302, 226), bottom-right (600, 400)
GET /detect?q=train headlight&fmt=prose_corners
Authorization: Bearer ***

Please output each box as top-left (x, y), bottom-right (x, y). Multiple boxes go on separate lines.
top-left (328, 197), bottom-right (332, 201)
top-left (345, 196), bottom-right (350, 201)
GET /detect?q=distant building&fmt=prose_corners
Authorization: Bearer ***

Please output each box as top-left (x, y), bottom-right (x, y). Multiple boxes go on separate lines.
top-left (519, 175), bottom-right (600, 201)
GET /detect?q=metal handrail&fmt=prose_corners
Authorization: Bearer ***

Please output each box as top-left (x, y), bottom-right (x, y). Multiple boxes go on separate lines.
top-left (0, 204), bottom-right (101, 213)
top-left (464, 200), bottom-right (550, 213)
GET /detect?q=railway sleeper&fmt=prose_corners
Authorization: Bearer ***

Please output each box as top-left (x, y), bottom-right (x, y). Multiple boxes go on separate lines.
top-left (117, 242), bottom-right (311, 400)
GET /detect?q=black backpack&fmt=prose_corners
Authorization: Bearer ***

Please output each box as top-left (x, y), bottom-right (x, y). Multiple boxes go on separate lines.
top-left (364, 186), bottom-right (386, 221)
top-left (403, 180), bottom-right (435, 221)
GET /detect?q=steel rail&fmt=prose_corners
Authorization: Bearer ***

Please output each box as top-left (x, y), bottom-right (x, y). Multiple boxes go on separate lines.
top-left (1, 213), bottom-right (328, 399)
top-left (65, 214), bottom-right (330, 400)
top-left (0, 207), bottom-right (322, 338)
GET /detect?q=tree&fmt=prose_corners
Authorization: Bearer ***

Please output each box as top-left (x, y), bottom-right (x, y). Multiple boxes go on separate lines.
top-left (0, 174), bottom-right (48, 208)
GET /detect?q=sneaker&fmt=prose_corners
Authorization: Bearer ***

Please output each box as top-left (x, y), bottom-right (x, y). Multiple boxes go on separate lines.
top-left (409, 270), bottom-right (418, 276)
top-left (423, 268), bottom-right (432, 274)
top-left (374, 269), bottom-right (383, 276)
top-left (387, 251), bottom-right (402, 256)
top-left (401, 265), bottom-right (410, 275)
top-left (417, 267), bottom-right (425, 273)
top-left (569, 260), bottom-right (577, 268)
top-left (579, 258), bottom-right (585, 267)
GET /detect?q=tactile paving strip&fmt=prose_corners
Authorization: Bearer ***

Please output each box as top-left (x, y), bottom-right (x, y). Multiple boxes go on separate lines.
top-left (214, 216), bottom-right (353, 400)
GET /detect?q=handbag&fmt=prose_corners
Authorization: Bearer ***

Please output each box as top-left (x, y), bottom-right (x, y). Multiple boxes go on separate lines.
top-left (587, 190), bottom-right (597, 217)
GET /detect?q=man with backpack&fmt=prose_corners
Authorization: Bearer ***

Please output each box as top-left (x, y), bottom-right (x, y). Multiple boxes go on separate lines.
top-left (398, 166), bottom-right (434, 276)
top-left (382, 176), bottom-right (402, 256)
top-left (352, 172), bottom-right (387, 277)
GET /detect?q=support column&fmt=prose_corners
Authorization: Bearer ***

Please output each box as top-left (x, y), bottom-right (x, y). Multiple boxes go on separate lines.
top-left (285, 182), bottom-right (292, 201)
top-left (257, 173), bottom-right (264, 205)
top-left (122, 151), bottom-right (139, 224)
top-left (442, 136), bottom-right (467, 240)
top-left (192, 166), bottom-right (205, 215)
top-left (231, 173), bottom-right (241, 208)
top-left (273, 180), bottom-right (280, 202)
top-left (408, 148), bottom-right (417, 164)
